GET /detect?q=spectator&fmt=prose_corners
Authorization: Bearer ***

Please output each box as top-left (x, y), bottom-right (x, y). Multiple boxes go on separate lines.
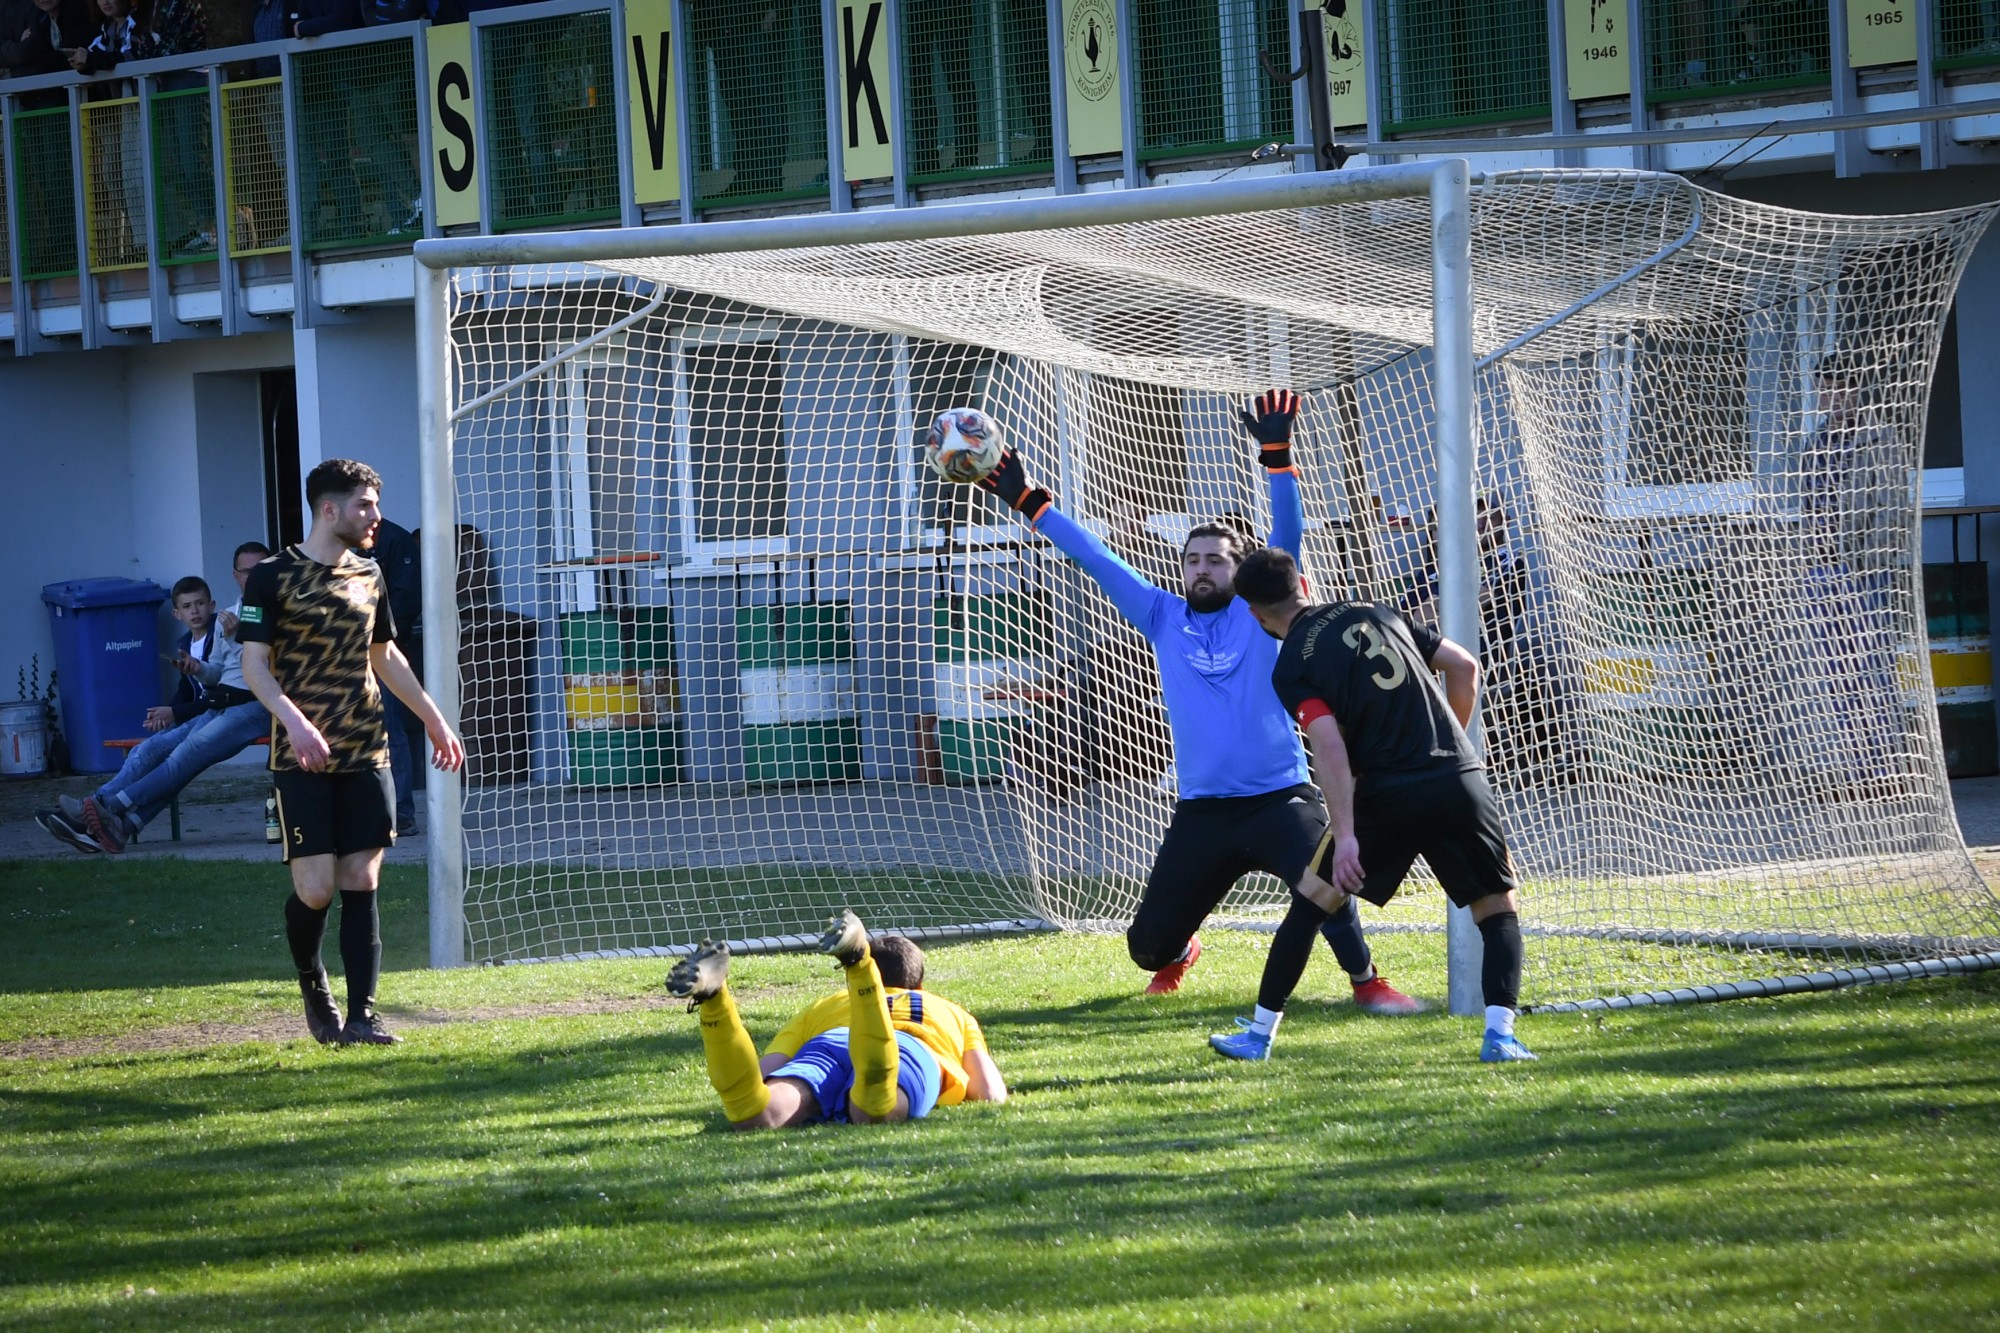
top-left (369, 515), bottom-right (423, 835)
top-left (33, 559), bottom-right (273, 854)
top-left (71, 0), bottom-right (142, 71)
top-left (129, 0), bottom-right (203, 57)
top-left (287, 0), bottom-right (355, 38)
top-left (6, 0), bottom-right (93, 79)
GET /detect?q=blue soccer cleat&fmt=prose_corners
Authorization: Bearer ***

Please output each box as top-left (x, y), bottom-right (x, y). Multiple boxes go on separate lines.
top-left (1480, 1030), bottom-right (1539, 1063)
top-left (1209, 1026), bottom-right (1272, 1061)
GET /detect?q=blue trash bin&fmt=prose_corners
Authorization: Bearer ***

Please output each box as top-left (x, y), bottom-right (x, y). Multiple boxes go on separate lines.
top-left (42, 578), bottom-right (170, 774)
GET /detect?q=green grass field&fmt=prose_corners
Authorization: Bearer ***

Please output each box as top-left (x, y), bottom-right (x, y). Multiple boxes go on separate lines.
top-left (4, 857), bottom-right (2000, 1330)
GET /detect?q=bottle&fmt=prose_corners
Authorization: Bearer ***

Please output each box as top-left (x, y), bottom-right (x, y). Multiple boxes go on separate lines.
top-left (265, 793), bottom-right (280, 844)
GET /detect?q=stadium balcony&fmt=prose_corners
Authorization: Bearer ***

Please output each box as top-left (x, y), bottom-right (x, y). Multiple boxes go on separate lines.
top-left (1, 0), bottom-right (2000, 354)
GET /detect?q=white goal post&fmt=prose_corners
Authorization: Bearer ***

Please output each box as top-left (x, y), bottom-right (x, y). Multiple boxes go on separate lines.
top-left (411, 162), bottom-right (2000, 1014)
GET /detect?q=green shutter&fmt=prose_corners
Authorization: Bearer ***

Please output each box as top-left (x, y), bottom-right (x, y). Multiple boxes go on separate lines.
top-left (1645, 0), bottom-right (1829, 103)
top-left (12, 109), bottom-right (78, 282)
top-left (483, 11), bottom-right (622, 231)
top-left (1134, 0), bottom-right (1293, 160)
top-left (1376, 0), bottom-right (1551, 133)
top-left (292, 38), bottom-right (423, 251)
top-left (903, 0), bottom-right (1054, 183)
top-left (687, 0), bottom-right (830, 211)
top-left (151, 88), bottom-right (217, 267)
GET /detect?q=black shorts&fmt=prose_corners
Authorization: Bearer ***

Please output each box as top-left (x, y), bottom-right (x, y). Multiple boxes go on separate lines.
top-left (272, 768), bottom-right (396, 862)
top-left (1126, 784), bottom-right (1327, 969)
top-left (1312, 767), bottom-right (1516, 910)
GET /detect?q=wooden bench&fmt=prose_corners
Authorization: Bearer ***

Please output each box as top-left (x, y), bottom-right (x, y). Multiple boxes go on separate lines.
top-left (102, 735), bottom-right (272, 841)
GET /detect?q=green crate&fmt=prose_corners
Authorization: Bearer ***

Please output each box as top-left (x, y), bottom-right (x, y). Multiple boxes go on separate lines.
top-left (903, 0), bottom-right (1053, 182)
top-left (934, 592), bottom-right (1043, 783)
top-left (12, 108), bottom-right (78, 281)
top-left (561, 609), bottom-right (683, 787)
top-left (482, 11), bottom-right (620, 231)
top-left (1133, 0), bottom-right (1291, 160)
top-left (1938, 0), bottom-right (2000, 69)
top-left (686, 0), bottom-right (829, 211)
top-left (1923, 561), bottom-right (1990, 640)
top-left (568, 724), bottom-right (684, 788)
top-left (737, 603), bottom-right (862, 785)
top-left (1376, 0), bottom-right (1550, 132)
top-left (293, 38), bottom-right (422, 251)
top-left (1645, 0), bottom-right (1829, 103)
top-left (150, 88), bottom-right (218, 265)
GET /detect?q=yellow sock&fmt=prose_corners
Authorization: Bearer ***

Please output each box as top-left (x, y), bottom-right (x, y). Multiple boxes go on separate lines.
top-left (697, 986), bottom-right (770, 1123)
top-left (844, 953), bottom-right (900, 1120)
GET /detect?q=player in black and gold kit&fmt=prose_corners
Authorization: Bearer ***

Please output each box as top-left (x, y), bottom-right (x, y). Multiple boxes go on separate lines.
top-left (1232, 546), bottom-right (1537, 1063)
top-left (239, 459), bottom-right (465, 1046)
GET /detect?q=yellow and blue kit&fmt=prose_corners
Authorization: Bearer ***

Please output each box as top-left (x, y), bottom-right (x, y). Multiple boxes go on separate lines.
top-left (766, 987), bottom-right (987, 1116)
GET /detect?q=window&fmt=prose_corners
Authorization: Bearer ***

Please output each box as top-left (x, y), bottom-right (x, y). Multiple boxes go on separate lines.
top-left (675, 328), bottom-right (790, 559)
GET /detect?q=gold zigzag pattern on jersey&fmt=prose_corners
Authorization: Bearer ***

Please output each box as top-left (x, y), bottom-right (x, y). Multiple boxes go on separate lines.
top-left (266, 553), bottom-right (389, 772)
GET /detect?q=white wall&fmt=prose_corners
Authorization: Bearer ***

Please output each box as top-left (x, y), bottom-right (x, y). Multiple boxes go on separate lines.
top-left (294, 310), bottom-right (424, 532)
top-left (126, 333), bottom-right (293, 598)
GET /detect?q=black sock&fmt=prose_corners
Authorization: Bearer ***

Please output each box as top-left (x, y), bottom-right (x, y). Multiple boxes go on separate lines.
top-left (284, 893), bottom-right (330, 976)
top-left (1316, 895), bottom-right (1373, 980)
top-left (1476, 911), bottom-right (1524, 1012)
top-left (1257, 892), bottom-right (1330, 1013)
top-left (339, 890), bottom-right (382, 1017)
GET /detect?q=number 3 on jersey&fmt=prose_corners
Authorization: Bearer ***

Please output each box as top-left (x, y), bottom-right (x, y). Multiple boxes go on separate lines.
top-left (1343, 621), bottom-right (1407, 690)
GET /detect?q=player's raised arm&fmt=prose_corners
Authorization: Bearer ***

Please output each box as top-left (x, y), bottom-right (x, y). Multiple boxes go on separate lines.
top-left (980, 448), bottom-right (1168, 631)
top-left (1240, 389), bottom-right (1305, 557)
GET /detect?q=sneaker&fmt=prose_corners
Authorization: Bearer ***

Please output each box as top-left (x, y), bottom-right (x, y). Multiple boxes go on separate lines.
top-left (1209, 1026), bottom-right (1272, 1061)
top-left (1353, 974), bottom-right (1427, 1016)
top-left (299, 969), bottom-right (342, 1045)
top-left (58, 794), bottom-right (88, 823)
top-left (1144, 935), bottom-right (1202, 995)
top-left (81, 796), bottom-right (129, 854)
top-left (817, 908), bottom-right (869, 969)
top-left (665, 939), bottom-right (731, 1008)
top-left (396, 818), bottom-right (419, 838)
top-left (35, 809), bottom-right (100, 855)
top-left (341, 1009), bottom-right (402, 1046)
top-left (1480, 1030), bottom-right (1539, 1063)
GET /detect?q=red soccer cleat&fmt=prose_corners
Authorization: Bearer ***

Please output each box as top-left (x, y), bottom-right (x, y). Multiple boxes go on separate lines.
top-left (1352, 974), bottom-right (1427, 1016)
top-left (1145, 935), bottom-right (1202, 995)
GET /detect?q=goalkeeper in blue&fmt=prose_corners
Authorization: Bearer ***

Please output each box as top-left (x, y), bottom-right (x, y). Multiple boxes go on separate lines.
top-left (978, 389), bottom-right (1421, 1050)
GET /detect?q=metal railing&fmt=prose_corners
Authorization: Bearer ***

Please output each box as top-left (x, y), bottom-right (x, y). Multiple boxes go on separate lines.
top-left (1, 0), bottom-right (1998, 349)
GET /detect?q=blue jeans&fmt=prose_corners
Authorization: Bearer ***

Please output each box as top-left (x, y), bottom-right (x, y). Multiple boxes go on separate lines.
top-left (382, 689), bottom-right (419, 827)
top-left (98, 702), bottom-right (271, 831)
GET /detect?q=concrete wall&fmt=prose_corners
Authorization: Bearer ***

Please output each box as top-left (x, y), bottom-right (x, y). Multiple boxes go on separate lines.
top-left (294, 309), bottom-right (423, 530)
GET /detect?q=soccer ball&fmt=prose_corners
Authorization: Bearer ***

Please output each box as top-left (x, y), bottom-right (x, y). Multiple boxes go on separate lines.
top-left (925, 407), bottom-right (1004, 485)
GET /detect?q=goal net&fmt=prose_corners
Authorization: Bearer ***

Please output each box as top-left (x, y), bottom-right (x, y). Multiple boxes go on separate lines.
top-left (421, 165), bottom-right (2000, 1008)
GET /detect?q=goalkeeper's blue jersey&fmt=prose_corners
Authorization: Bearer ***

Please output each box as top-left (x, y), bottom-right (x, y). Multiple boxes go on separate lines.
top-left (1034, 469), bottom-right (1309, 800)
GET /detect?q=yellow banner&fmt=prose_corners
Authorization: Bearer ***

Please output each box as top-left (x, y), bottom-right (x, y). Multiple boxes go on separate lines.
top-left (836, 0), bottom-right (894, 181)
top-left (624, 0), bottom-right (679, 204)
top-left (1063, 0), bottom-right (1122, 158)
top-left (426, 23), bottom-right (479, 230)
top-left (1323, 1), bottom-right (1366, 129)
top-left (1849, 0), bottom-right (1916, 67)
top-left (1564, 0), bottom-right (1631, 101)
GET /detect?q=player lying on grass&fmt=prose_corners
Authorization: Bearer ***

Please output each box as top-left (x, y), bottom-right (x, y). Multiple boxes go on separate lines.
top-left (1232, 546), bottom-right (1537, 1063)
top-left (666, 910), bottom-right (1006, 1129)
top-left (978, 389), bottom-right (1419, 1029)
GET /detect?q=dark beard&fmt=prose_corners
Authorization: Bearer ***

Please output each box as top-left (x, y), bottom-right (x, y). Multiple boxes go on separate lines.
top-left (1185, 582), bottom-right (1234, 614)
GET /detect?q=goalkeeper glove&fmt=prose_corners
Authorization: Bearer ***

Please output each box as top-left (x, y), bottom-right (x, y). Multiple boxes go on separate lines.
top-left (1239, 389), bottom-right (1302, 472)
top-left (977, 449), bottom-right (1053, 523)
